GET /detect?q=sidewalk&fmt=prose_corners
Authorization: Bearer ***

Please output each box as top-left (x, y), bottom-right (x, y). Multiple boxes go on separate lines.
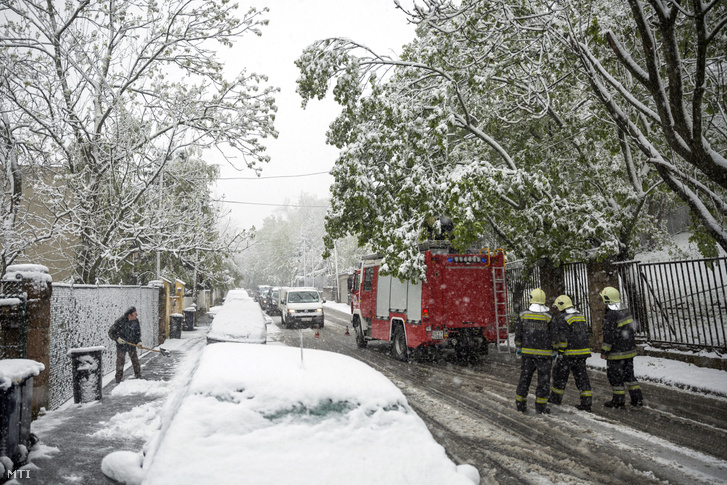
top-left (22, 325), bottom-right (208, 485)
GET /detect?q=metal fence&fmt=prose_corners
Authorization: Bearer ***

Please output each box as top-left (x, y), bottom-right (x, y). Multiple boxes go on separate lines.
top-left (616, 257), bottom-right (727, 351)
top-left (505, 262), bottom-right (540, 324)
top-left (0, 280), bottom-right (28, 359)
top-left (505, 261), bottom-right (592, 329)
top-left (562, 262), bottom-right (592, 333)
top-left (506, 257), bottom-right (727, 352)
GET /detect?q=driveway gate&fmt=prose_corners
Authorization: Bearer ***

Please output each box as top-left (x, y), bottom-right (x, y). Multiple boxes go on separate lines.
top-left (0, 278), bottom-right (28, 359)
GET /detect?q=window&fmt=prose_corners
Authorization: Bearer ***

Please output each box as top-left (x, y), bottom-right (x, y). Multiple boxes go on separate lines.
top-left (352, 274), bottom-right (359, 292)
top-left (364, 268), bottom-right (373, 291)
top-left (290, 291), bottom-right (319, 303)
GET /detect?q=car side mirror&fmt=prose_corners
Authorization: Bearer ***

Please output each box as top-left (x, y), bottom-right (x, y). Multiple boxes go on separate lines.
top-left (322, 298), bottom-right (326, 303)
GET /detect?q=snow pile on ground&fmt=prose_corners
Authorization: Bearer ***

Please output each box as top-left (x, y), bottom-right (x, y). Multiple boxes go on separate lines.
top-left (587, 355), bottom-right (727, 397)
top-left (91, 381), bottom-right (174, 444)
top-left (101, 451), bottom-right (144, 485)
top-left (109, 379), bottom-right (171, 398)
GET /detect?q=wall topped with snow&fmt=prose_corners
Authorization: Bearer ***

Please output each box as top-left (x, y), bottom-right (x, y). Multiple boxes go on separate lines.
top-left (0, 359), bottom-right (45, 391)
top-left (2, 264), bottom-right (53, 284)
top-left (2, 264), bottom-right (53, 298)
top-left (48, 285), bottom-right (161, 410)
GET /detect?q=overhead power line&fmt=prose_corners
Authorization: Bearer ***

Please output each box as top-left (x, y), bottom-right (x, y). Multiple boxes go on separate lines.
top-left (213, 199), bottom-right (329, 208)
top-left (217, 170), bottom-right (331, 180)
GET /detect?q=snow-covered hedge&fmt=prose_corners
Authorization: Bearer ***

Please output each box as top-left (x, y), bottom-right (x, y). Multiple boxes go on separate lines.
top-left (48, 284), bottom-right (162, 410)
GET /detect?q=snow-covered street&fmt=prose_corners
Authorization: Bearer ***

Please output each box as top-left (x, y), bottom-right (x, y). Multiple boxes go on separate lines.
top-left (3, 0), bottom-right (727, 483)
top-left (21, 306), bottom-right (727, 485)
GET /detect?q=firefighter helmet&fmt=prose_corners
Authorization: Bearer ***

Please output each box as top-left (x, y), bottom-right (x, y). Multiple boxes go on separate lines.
top-left (554, 295), bottom-right (573, 311)
top-left (529, 288), bottom-right (546, 305)
top-left (600, 286), bottom-right (621, 304)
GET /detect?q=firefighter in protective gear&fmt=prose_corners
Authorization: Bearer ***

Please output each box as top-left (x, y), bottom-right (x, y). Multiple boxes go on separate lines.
top-left (548, 295), bottom-right (593, 412)
top-left (600, 286), bottom-right (643, 408)
top-left (515, 288), bottom-right (556, 414)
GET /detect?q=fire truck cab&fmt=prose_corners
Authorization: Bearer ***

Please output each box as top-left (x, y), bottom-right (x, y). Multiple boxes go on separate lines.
top-left (350, 242), bottom-right (508, 361)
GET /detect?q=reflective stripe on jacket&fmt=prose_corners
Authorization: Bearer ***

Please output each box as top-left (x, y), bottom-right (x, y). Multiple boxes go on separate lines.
top-left (555, 311), bottom-right (592, 358)
top-left (515, 310), bottom-right (555, 357)
top-left (601, 308), bottom-right (636, 360)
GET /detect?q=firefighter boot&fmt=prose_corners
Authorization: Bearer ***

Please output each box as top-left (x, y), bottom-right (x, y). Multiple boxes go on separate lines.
top-left (630, 388), bottom-right (644, 407)
top-left (604, 395), bottom-right (625, 409)
top-left (535, 403), bottom-right (551, 415)
top-left (516, 400), bottom-right (527, 413)
top-left (576, 396), bottom-right (592, 412)
top-left (547, 392), bottom-right (562, 405)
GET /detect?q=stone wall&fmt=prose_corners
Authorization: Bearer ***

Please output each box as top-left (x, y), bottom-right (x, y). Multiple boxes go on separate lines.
top-left (48, 284), bottom-right (162, 410)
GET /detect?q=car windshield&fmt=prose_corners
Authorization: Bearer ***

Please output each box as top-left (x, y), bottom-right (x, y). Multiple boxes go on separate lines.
top-left (288, 291), bottom-right (319, 303)
top-left (263, 400), bottom-right (356, 423)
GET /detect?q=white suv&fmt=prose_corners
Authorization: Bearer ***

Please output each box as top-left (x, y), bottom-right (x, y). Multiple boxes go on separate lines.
top-left (278, 287), bottom-right (325, 329)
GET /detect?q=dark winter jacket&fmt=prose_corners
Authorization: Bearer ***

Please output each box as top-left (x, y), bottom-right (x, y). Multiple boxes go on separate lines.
top-left (554, 310), bottom-right (592, 358)
top-left (515, 309), bottom-right (556, 357)
top-left (600, 307), bottom-right (637, 360)
top-left (108, 316), bottom-right (142, 352)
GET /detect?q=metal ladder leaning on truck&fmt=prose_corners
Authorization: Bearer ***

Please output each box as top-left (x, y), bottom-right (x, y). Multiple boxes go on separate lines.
top-left (349, 241), bottom-right (509, 362)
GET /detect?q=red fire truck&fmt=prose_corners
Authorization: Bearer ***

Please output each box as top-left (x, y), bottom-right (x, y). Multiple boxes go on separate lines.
top-left (350, 242), bottom-right (508, 361)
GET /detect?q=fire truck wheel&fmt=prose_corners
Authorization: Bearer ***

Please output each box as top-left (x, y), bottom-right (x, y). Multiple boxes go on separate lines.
top-left (392, 325), bottom-right (409, 361)
top-left (354, 320), bottom-right (367, 348)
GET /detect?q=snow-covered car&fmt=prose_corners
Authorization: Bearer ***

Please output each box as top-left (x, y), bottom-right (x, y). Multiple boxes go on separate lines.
top-left (205, 291), bottom-right (267, 344)
top-left (142, 344), bottom-right (479, 485)
top-left (224, 288), bottom-right (249, 301)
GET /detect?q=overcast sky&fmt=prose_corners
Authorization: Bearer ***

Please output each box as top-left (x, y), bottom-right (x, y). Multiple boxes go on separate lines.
top-left (210, 0), bottom-right (417, 230)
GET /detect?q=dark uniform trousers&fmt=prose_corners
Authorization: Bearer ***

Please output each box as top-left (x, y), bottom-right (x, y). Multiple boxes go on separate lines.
top-left (516, 356), bottom-right (552, 408)
top-left (550, 357), bottom-right (592, 407)
top-left (606, 358), bottom-right (642, 405)
top-left (602, 308), bottom-right (643, 406)
top-left (515, 308), bottom-right (555, 413)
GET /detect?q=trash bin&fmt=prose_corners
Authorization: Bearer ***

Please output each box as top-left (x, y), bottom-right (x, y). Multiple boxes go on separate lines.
top-left (170, 314), bottom-right (183, 339)
top-left (0, 359), bottom-right (44, 469)
top-left (0, 379), bottom-right (22, 464)
top-left (183, 307), bottom-right (196, 331)
top-left (67, 346), bottom-right (105, 404)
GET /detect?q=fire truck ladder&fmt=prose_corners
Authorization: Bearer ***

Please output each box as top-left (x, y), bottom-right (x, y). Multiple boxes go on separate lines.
top-left (492, 266), bottom-right (511, 353)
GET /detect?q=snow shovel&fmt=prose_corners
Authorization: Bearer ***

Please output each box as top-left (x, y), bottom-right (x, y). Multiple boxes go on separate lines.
top-left (119, 339), bottom-right (171, 357)
top-left (138, 344), bottom-right (171, 357)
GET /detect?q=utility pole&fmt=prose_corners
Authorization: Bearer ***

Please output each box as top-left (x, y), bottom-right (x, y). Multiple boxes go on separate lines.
top-left (192, 200), bottom-right (203, 305)
top-left (334, 240), bottom-right (340, 303)
top-left (302, 241), bottom-right (307, 287)
top-left (156, 166), bottom-right (164, 279)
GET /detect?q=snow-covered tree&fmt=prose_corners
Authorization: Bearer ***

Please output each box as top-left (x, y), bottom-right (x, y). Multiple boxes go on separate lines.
top-left (236, 194), bottom-right (366, 289)
top-left (0, 0), bottom-right (278, 281)
top-left (560, 0), bottom-right (727, 256)
top-left (113, 149), bottom-right (248, 290)
top-left (295, 0), bottom-right (668, 281)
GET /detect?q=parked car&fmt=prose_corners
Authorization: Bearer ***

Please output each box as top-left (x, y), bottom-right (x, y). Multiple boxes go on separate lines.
top-left (265, 287), bottom-right (281, 316)
top-left (259, 288), bottom-right (272, 310)
top-left (278, 287), bottom-right (325, 329)
top-left (206, 289), bottom-right (267, 344)
top-left (142, 344), bottom-right (479, 485)
top-left (255, 285), bottom-right (272, 305)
